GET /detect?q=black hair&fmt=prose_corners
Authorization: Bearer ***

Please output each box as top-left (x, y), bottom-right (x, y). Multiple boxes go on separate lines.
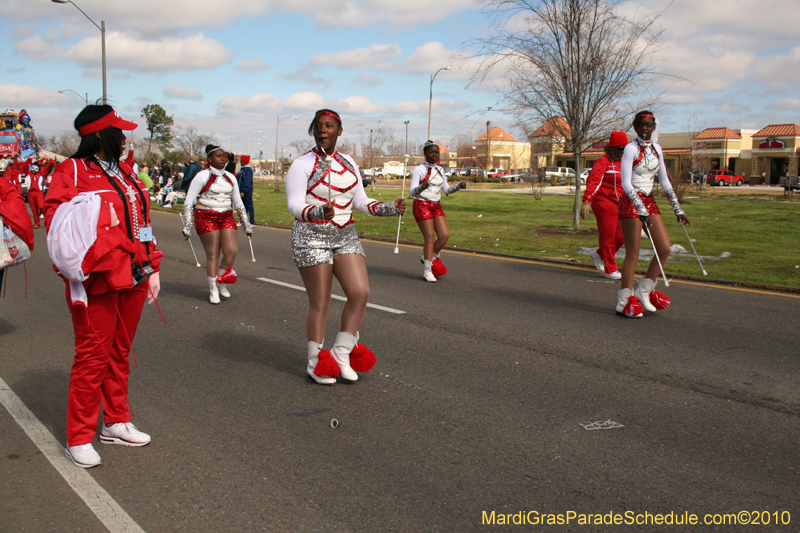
top-left (72, 104), bottom-right (124, 168)
top-left (307, 109), bottom-right (342, 136)
top-left (633, 110), bottom-right (657, 129)
top-left (423, 140), bottom-right (438, 155)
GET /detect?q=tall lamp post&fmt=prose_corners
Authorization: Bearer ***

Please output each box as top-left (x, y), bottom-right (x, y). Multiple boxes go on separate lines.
top-left (51, 0), bottom-right (106, 104)
top-left (58, 88), bottom-right (88, 106)
top-left (274, 116), bottom-right (297, 178)
top-left (247, 130), bottom-right (262, 155)
top-left (427, 66), bottom-right (450, 141)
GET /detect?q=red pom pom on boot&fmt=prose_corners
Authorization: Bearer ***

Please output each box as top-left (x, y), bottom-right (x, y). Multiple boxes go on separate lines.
top-left (616, 289), bottom-right (643, 318)
top-left (314, 349), bottom-right (340, 379)
top-left (650, 291), bottom-right (671, 310)
top-left (350, 343), bottom-right (376, 372)
top-left (431, 258), bottom-right (447, 278)
top-left (216, 268), bottom-right (238, 284)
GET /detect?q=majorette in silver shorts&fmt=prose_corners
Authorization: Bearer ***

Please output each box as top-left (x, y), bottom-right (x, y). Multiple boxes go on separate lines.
top-left (291, 220), bottom-right (365, 268)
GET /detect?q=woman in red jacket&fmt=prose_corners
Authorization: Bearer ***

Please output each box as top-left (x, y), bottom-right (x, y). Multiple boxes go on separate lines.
top-left (44, 105), bottom-right (162, 469)
top-left (580, 131), bottom-right (628, 280)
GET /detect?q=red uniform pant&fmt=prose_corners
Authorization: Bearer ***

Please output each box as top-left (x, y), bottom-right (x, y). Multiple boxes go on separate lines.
top-left (591, 195), bottom-right (624, 273)
top-left (27, 190), bottom-right (43, 227)
top-left (67, 283), bottom-right (147, 445)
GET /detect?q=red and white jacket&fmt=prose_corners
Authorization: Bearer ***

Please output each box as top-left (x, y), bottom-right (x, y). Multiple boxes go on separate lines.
top-left (582, 154), bottom-right (623, 204)
top-left (44, 158), bottom-right (162, 297)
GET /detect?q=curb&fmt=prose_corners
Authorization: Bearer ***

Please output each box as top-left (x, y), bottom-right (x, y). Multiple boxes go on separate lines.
top-left (153, 206), bottom-right (800, 295)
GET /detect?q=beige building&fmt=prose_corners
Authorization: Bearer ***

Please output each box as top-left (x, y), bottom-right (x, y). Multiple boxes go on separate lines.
top-left (474, 126), bottom-right (532, 170)
top-left (749, 124), bottom-right (800, 184)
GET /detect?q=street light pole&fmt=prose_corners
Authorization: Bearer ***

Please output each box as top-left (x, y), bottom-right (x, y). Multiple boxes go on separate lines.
top-left (427, 66), bottom-right (451, 141)
top-left (51, 1), bottom-right (106, 104)
top-left (58, 88), bottom-right (88, 105)
top-left (247, 130), bottom-right (261, 155)
top-left (274, 116), bottom-right (297, 178)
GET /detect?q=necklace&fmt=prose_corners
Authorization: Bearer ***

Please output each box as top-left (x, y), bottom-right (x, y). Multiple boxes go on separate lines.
top-left (98, 160), bottom-right (141, 239)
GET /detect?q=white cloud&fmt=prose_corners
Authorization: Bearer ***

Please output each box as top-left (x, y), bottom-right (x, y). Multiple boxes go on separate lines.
top-left (355, 74), bottom-right (384, 86)
top-left (217, 91), bottom-right (470, 121)
top-left (313, 44), bottom-right (401, 70)
top-left (235, 58), bottom-right (270, 72)
top-left (0, 84), bottom-right (74, 109)
top-left (751, 47), bottom-right (800, 91)
top-left (1, 0), bottom-right (476, 34)
top-left (63, 32), bottom-right (235, 73)
top-left (163, 84), bottom-right (204, 101)
top-left (766, 99), bottom-right (800, 111)
top-left (12, 35), bottom-right (65, 61)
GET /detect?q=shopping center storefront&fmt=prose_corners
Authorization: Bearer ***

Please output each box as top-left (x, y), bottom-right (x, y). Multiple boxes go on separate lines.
top-left (749, 124), bottom-right (800, 184)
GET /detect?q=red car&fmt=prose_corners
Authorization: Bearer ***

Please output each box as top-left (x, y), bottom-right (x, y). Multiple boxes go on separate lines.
top-left (707, 170), bottom-right (745, 186)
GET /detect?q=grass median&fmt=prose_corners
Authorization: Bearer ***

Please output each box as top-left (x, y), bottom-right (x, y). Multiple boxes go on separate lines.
top-left (168, 183), bottom-right (800, 289)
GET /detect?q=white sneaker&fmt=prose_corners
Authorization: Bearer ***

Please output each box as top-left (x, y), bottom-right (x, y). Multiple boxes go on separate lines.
top-left (65, 443), bottom-right (101, 468)
top-left (423, 270), bottom-right (437, 282)
top-left (39, 214), bottom-right (44, 219)
top-left (604, 271), bottom-right (621, 280)
top-left (589, 249), bottom-right (605, 272)
top-left (100, 422), bottom-right (151, 446)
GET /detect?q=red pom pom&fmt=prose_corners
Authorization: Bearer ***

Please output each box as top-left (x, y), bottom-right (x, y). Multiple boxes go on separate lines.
top-left (431, 258), bottom-right (447, 278)
top-left (349, 343), bottom-right (376, 373)
top-left (314, 349), bottom-right (340, 378)
top-left (650, 291), bottom-right (671, 310)
top-left (216, 268), bottom-right (238, 284)
top-left (622, 296), bottom-right (643, 317)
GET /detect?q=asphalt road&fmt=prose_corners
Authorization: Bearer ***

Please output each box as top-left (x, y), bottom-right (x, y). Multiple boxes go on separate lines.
top-left (2, 210), bottom-right (799, 532)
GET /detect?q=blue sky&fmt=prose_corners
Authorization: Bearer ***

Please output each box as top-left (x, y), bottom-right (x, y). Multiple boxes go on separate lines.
top-left (2, 0), bottom-right (800, 157)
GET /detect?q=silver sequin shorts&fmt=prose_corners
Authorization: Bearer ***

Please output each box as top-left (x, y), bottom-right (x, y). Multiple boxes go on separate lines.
top-left (291, 220), bottom-right (365, 268)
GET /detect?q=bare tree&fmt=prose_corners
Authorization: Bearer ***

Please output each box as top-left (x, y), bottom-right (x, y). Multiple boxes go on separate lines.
top-left (288, 138), bottom-right (313, 158)
top-left (39, 130), bottom-right (80, 157)
top-left (173, 126), bottom-right (215, 160)
top-left (466, 0), bottom-right (666, 229)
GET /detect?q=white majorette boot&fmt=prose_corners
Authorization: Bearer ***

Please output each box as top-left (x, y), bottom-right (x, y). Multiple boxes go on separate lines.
top-left (218, 283), bottom-right (231, 298)
top-left (616, 288), bottom-right (643, 318)
top-left (423, 260), bottom-right (437, 283)
top-left (307, 341), bottom-right (336, 385)
top-left (635, 278), bottom-right (657, 312)
top-left (208, 276), bottom-right (220, 304)
top-left (331, 331), bottom-right (359, 382)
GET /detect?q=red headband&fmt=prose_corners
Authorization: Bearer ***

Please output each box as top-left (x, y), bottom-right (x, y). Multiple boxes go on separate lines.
top-left (78, 111), bottom-right (138, 137)
top-left (638, 113), bottom-right (655, 119)
top-left (315, 110), bottom-right (341, 125)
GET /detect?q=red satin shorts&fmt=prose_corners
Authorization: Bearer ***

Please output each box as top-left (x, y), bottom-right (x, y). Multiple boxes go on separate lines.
top-left (619, 192), bottom-right (660, 219)
top-left (413, 199), bottom-right (445, 222)
top-left (195, 209), bottom-right (237, 235)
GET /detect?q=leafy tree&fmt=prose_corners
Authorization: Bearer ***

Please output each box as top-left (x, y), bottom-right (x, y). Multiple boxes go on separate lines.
top-left (140, 104), bottom-right (174, 158)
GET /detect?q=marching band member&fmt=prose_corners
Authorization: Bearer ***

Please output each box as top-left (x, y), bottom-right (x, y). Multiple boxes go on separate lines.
top-left (409, 140), bottom-right (465, 282)
top-left (616, 110), bottom-right (690, 318)
top-left (286, 109), bottom-right (405, 385)
top-left (182, 144), bottom-right (253, 304)
top-left (44, 105), bottom-right (162, 468)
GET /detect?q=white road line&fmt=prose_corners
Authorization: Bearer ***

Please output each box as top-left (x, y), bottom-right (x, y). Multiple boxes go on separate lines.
top-left (0, 376), bottom-right (145, 533)
top-left (256, 277), bottom-right (407, 315)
